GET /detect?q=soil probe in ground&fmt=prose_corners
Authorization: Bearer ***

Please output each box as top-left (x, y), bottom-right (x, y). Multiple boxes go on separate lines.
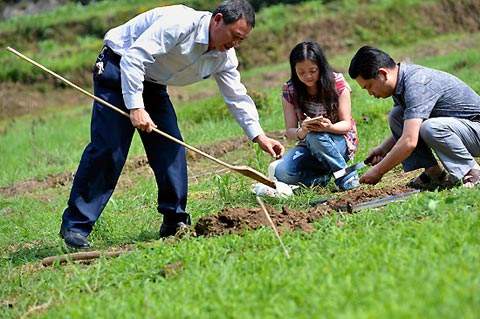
top-left (256, 196), bottom-right (290, 258)
top-left (6, 47), bottom-right (276, 189)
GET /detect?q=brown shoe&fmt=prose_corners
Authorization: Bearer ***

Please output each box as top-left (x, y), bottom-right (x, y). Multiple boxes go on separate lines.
top-left (463, 168), bottom-right (480, 188)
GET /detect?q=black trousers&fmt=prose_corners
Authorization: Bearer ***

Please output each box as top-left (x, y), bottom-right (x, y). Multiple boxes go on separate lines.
top-left (61, 47), bottom-right (188, 236)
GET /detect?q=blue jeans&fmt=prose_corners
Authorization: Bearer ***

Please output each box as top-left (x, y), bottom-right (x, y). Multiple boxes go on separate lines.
top-left (61, 47), bottom-right (188, 236)
top-left (274, 132), bottom-right (359, 190)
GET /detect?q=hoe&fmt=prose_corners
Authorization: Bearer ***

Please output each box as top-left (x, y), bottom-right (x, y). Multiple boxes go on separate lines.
top-left (7, 47), bottom-right (276, 189)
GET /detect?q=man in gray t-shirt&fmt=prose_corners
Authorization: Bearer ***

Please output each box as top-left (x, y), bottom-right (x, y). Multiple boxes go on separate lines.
top-left (348, 46), bottom-right (480, 188)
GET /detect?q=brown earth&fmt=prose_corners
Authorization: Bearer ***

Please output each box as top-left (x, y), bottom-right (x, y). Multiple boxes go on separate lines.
top-left (0, 171), bottom-right (74, 197)
top-left (0, 83), bottom-right (91, 121)
top-left (0, 82), bottom-right (219, 121)
top-left (326, 185), bottom-right (418, 212)
top-left (195, 205), bottom-right (331, 237)
top-left (194, 184), bottom-right (421, 237)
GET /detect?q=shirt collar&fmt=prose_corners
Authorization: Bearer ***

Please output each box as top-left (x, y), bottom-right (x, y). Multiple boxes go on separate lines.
top-left (195, 13), bottom-right (212, 46)
top-left (394, 62), bottom-right (405, 96)
top-left (196, 12), bottom-right (224, 57)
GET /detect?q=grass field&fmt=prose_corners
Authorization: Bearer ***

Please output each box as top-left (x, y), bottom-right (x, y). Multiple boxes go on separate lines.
top-left (1, 11), bottom-right (480, 319)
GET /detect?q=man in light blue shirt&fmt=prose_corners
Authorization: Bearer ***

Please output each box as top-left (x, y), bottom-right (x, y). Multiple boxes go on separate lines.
top-left (348, 46), bottom-right (480, 189)
top-left (60, 0), bottom-right (285, 249)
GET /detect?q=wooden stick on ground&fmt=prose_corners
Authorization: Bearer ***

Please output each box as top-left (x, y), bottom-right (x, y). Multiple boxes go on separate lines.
top-left (256, 196), bottom-right (290, 259)
top-left (41, 249), bottom-right (131, 267)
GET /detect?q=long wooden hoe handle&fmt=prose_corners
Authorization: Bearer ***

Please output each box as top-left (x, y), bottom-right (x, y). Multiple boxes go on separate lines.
top-left (6, 47), bottom-right (275, 188)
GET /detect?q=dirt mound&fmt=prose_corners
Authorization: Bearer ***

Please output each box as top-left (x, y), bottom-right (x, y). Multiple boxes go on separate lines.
top-left (194, 185), bottom-right (420, 237)
top-left (195, 206), bottom-right (330, 237)
top-left (327, 185), bottom-right (417, 212)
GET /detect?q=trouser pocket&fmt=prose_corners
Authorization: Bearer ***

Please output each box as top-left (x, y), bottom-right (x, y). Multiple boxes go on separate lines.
top-left (93, 47), bottom-right (122, 90)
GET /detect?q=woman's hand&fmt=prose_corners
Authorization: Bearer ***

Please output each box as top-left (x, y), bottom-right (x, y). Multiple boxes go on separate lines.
top-left (304, 117), bottom-right (332, 132)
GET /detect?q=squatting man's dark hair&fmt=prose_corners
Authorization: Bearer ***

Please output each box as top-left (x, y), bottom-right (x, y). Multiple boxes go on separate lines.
top-left (348, 45), bottom-right (396, 80)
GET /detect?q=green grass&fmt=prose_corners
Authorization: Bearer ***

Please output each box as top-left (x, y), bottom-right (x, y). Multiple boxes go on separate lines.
top-left (1, 32), bottom-right (480, 318)
top-left (2, 187), bottom-right (479, 318)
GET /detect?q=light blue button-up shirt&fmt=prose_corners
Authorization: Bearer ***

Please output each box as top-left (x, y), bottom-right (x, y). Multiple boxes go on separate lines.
top-left (104, 5), bottom-right (263, 140)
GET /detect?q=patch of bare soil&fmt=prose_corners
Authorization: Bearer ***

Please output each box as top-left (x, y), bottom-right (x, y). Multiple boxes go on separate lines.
top-left (195, 205), bottom-right (330, 237)
top-left (0, 83), bottom-right (90, 121)
top-left (186, 130), bottom-right (284, 161)
top-left (194, 185), bottom-right (420, 237)
top-left (326, 185), bottom-right (417, 212)
top-left (0, 81), bottom-right (217, 122)
top-left (0, 172), bottom-right (73, 197)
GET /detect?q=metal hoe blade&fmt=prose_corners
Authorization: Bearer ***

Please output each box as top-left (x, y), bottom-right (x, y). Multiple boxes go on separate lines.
top-left (333, 161), bottom-right (367, 179)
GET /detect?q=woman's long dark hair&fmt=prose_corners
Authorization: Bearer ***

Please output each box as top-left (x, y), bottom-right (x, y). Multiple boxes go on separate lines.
top-left (289, 41), bottom-right (338, 120)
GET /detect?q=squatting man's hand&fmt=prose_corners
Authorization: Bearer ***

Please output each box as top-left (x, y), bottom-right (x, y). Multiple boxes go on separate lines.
top-left (254, 134), bottom-right (285, 159)
top-left (130, 108), bottom-right (157, 133)
top-left (359, 165), bottom-right (383, 184)
top-left (359, 145), bottom-right (388, 184)
top-left (365, 145), bottom-right (387, 165)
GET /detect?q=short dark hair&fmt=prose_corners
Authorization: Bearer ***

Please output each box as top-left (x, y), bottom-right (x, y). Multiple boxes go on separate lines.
top-left (212, 0), bottom-right (255, 28)
top-left (348, 46), bottom-right (396, 79)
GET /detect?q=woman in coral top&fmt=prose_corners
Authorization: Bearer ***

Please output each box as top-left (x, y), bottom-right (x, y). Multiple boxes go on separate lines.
top-left (274, 41), bottom-right (359, 190)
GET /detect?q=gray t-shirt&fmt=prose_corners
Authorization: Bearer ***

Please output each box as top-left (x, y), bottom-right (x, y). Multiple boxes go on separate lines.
top-left (393, 63), bottom-right (480, 121)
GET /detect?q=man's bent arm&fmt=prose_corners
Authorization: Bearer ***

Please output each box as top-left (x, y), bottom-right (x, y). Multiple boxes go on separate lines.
top-left (375, 118), bottom-right (423, 175)
top-left (214, 59), bottom-right (264, 140)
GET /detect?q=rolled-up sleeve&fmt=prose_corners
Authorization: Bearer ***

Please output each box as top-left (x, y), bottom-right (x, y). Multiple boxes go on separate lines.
top-left (214, 52), bottom-right (264, 140)
top-left (120, 19), bottom-right (185, 109)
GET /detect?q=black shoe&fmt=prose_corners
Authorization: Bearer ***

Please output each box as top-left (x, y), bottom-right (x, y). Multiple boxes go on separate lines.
top-left (159, 221), bottom-right (190, 238)
top-left (159, 213), bottom-right (191, 238)
top-left (60, 229), bottom-right (90, 249)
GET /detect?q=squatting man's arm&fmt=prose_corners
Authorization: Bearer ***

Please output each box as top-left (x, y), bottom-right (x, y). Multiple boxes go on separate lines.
top-left (360, 118), bottom-right (423, 184)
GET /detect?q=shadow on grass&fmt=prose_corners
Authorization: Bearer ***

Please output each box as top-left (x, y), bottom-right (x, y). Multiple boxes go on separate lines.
top-left (5, 229), bottom-right (160, 267)
top-left (6, 243), bottom-right (65, 267)
top-left (97, 228), bottom-right (160, 247)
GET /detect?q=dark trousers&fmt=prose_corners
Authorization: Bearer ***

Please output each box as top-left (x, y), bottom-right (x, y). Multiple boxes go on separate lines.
top-left (61, 47), bottom-right (187, 236)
